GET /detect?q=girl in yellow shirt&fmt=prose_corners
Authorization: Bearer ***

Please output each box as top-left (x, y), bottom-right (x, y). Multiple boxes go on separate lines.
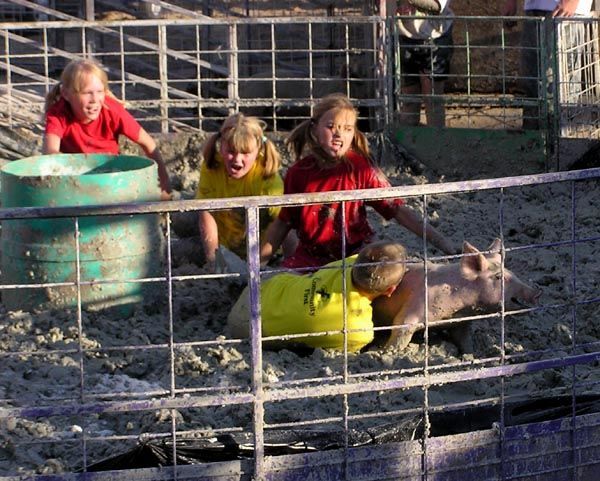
top-left (196, 114), bottom-right (295, 271)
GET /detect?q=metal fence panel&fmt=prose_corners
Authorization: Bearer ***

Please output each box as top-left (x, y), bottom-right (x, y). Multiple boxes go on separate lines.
top-left (0, 168), bottom-right (598, 479)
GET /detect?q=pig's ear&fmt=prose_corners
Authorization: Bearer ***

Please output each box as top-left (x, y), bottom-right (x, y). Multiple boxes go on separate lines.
top-left (462, 241), bottom-right (478, 254)
top-left (460, 243), bottom-right (488, 277)
top-left (488, 238), bottom-right (502, 254)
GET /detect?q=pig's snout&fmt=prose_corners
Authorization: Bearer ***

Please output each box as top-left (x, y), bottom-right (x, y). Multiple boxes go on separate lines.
top-left (522, 283), bottom-right (542, 305)
top-left (510, 283), bottom-right (542, 307)
top-left (531, 288), bottom-right (542, 304)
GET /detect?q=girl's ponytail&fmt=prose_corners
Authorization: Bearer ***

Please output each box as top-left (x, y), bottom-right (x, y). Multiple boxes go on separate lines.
top-left (262, 137), bottom-right (281, 178)
top-left (285, 119), bottom-right (312, 161)
top-left (202, 132), bottom-right (220, 169)
top-left (44, 83), bottom-right (62, 114)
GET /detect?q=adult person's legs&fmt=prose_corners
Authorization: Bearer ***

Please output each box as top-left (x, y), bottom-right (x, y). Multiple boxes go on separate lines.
top-left (421, 76), bottom-right (447, 127)
top-left (398, 82), bottom-right (423, 126)
top-left (398, 29), bottom-right (452, 127)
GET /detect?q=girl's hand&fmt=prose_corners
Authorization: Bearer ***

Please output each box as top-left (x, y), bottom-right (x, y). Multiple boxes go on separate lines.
top-left (204, 258), bottom-right (217, 274)
top-left (160, 190), bottom-right (173, 201)
top-left (439, 239), bottom-right (461, 256)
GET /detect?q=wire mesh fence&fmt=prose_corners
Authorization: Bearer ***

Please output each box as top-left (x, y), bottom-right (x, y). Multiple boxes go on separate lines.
top-left (0, 167), bottom-right (599, 479)
top-left (0, 16), bottom-right (387, 135)
top-left (0, 11), bottom-right (600, 479)
top-left (556, 17), bottom-right (600, 139)
top-left (0, 14), bottom-right (599, 139)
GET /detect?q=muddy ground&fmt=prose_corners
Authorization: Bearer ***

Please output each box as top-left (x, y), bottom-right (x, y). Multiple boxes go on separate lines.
top-left (0, 132), bottom-right (599, 475)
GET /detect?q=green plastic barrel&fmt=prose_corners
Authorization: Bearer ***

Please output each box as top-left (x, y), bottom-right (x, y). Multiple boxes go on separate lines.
top-left (0, 154), bottom-right (164, 314)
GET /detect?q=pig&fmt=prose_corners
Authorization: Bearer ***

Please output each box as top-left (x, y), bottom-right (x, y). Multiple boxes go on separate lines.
top-left (369, 239), bottom-right (542, 353)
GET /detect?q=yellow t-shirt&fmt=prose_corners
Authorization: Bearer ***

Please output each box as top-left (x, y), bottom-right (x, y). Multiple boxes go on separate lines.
top-left (260, 256), bottom-right (374, 351)
top-left (196, 153), bottom-right (283, 258)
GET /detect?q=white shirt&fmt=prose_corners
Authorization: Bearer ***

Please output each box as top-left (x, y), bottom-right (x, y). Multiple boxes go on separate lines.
top-left (524, 0), bottom-right (593, 15)
top-left (397, 0), bottom-right (453, 40)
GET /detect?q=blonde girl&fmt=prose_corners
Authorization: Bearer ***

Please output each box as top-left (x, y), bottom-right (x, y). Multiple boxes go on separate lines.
top-left (43, 58), bottom-right (171, 199)
top-left (197, 113), bottom-right (295, 271)
top-left (260, 93), bottom-right (456, 269)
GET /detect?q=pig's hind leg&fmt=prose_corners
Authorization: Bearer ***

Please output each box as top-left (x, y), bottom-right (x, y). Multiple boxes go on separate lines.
top-left (362, 312), bottom-right (393, 351)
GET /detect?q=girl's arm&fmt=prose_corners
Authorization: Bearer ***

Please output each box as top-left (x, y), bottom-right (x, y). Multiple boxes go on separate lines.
top-left (281, 229), bottom-right (299, 259)
top-left (42, 133), bottom-right (61, 154)
top-left (260, 217), bottom-right (292, 265)
top-left (199, 210), bottom-right (219, 272)
top-left (394, 204), bottom-right (457, 255)
top-left (136, 128), bottom-right (172, 200)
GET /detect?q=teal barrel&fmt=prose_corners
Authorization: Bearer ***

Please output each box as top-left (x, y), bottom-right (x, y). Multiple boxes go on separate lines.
top-left (0, 154), bottom-right (164, 313)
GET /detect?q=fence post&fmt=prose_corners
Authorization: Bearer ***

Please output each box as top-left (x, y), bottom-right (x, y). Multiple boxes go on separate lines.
top-left (158, 23), bottom-right (169, 134)
top-left (228, 23), bottom-right (239, 116)
top-left (246, 206), bottom-right (265, 479)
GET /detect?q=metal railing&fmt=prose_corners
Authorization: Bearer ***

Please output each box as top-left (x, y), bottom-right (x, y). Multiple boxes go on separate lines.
top-left (1, 15), bottom-right (599, 140)
top-left (0, 16), bottom-right (388, 134)
top-left (0, 167), bottom-right (599, 479)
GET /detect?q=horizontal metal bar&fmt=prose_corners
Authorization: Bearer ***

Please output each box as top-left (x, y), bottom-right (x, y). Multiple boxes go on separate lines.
top-left (0, 168), bottom-right (598, 221)
top-left (2, 350), bottom-right (599, 421)
top-left (0, 15), bottom-right (386, 29)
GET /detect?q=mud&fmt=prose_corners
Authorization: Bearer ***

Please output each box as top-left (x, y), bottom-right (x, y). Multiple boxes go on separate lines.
top-left (0, 132), bottom-right (598, 475)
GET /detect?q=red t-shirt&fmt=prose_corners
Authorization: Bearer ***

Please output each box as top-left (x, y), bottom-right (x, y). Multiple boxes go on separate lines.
top-left (45, 96), bottom-right (141, 154)
top-left (279, 150), bottom-right (404, 269)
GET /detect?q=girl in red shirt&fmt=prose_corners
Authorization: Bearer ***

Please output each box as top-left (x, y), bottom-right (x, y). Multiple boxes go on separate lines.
top-left (43, 58), bottom-right (171, 200)
top-left (260, 93), bottom-right (456, 270)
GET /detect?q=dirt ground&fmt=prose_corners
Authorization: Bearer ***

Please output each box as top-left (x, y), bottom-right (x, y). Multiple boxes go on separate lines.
top-left (0, 130), bottom-right (598, 475)
top-left (1, 2), bottom-right (598, 476)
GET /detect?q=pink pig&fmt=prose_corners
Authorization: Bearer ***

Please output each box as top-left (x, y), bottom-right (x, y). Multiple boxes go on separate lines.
top-left (370, 239), bottom-right (542, 352)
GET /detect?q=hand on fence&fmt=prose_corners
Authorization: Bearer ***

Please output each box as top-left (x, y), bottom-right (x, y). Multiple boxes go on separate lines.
top-left (552, 0), bottom-right (579, 17)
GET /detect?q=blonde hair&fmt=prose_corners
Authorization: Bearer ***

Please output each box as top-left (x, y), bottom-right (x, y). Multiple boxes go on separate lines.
top-left (352, 241), bottom-right (407, 296)
top-left (44, 58), bottom-right (116, 113)
top-left (203, 113), bottom-right (281, 178)
top-left (286, 93), bottom-right (370, 162)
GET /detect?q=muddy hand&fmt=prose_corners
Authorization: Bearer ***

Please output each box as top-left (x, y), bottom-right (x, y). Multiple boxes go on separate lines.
top-left (215, 246), bottom-right (248, 284)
